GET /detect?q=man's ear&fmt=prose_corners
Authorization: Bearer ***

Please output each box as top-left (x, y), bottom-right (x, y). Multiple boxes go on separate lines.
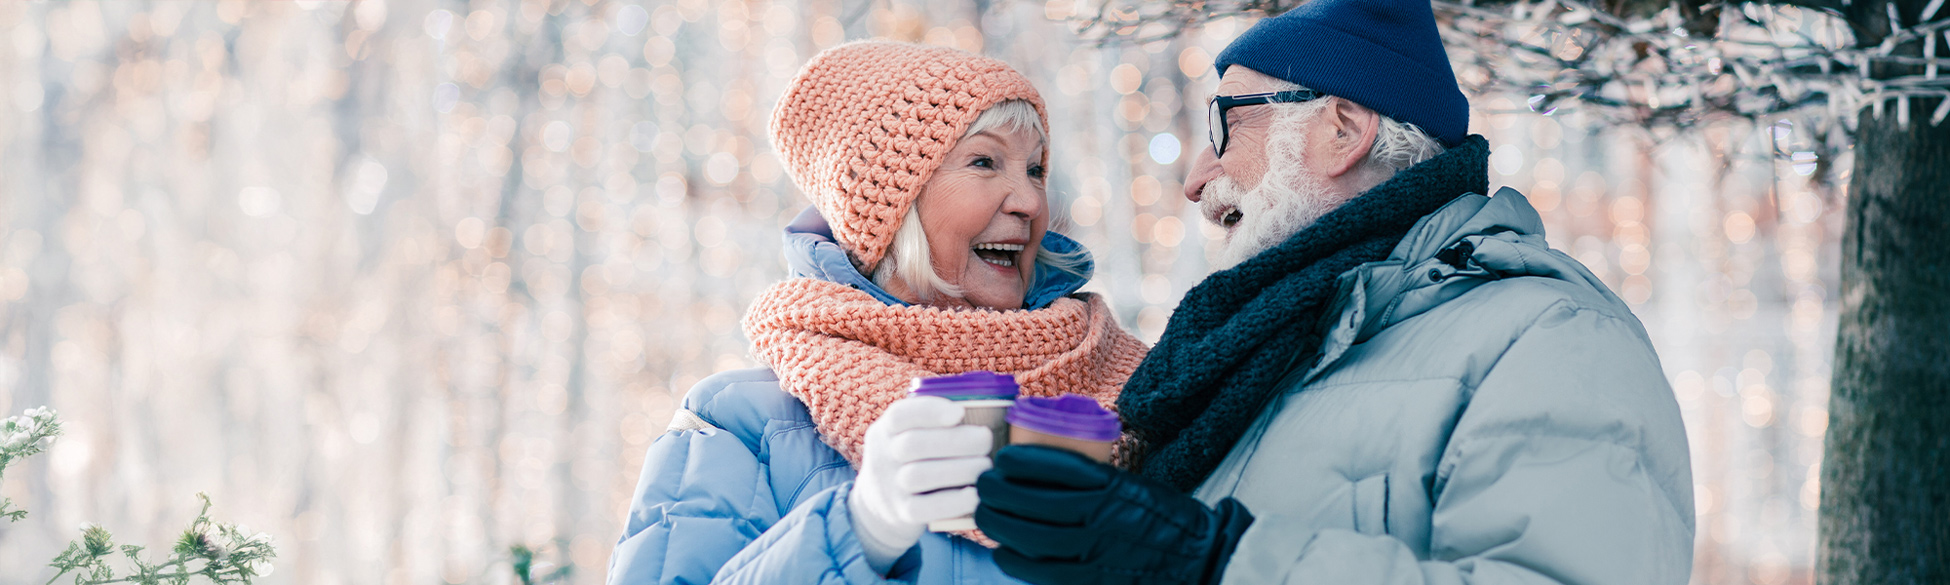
top-left (1319, 98), bottom-right (1380, 179)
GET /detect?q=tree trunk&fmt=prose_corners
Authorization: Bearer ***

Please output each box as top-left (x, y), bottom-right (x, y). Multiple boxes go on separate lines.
top-left (1819, 93), bottom-right (1950, 583)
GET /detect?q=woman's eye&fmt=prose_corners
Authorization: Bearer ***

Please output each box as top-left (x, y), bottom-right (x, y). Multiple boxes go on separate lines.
top-left (971, 156), bottom-right (994, 168)
top-left (1028, 165), bottom-right (1047, 179)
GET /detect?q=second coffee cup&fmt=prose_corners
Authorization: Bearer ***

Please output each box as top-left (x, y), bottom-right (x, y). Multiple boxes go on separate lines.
top-left (1006, 394), bottom-right (1119, 463)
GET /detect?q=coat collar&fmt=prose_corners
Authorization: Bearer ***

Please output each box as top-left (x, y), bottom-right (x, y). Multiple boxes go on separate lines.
top-left (780, 206), bottom-right (1091, 311)
top-left (1298, 187), bottom-right (1631, 386)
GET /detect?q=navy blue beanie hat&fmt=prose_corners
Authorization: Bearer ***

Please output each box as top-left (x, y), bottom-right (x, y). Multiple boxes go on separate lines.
top-left (1213, 0), bottom-right (1470, 148)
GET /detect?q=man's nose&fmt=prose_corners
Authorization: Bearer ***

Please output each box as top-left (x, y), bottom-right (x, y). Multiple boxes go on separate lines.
top-left (1182, 146), bottom-right (1223, 203)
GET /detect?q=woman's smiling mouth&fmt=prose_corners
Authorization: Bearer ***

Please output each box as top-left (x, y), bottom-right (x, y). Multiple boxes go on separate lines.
top-left (972, 242), bottom-right (1024, 268)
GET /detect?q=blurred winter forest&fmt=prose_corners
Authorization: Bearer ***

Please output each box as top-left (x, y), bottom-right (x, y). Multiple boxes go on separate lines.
top-left (0, 1), bottom-right (1840, 584)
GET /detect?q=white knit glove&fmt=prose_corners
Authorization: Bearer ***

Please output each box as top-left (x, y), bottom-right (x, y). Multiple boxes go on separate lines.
top-left (848, 395), bottom-right (995, 574)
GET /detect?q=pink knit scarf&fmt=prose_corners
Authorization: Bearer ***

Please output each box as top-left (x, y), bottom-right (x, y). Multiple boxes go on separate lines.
top-left (743, 278), bottom-right (1149, 467)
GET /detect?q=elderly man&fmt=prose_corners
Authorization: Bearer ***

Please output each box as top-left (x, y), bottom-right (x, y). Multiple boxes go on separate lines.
top-left (973, 1), bottom-right (1695, 584)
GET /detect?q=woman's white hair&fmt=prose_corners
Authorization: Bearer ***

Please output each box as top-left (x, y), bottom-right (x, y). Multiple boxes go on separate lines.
top-left (1264, 79), bottom-right (1444, 175)
top-left (870, 99), bottom-right (1090, 303)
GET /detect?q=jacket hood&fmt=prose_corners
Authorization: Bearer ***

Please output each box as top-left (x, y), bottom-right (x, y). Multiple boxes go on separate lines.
top-left (780, 206), bottom-right (1092, 310)
top-left (1338, 187), bottom-right (1630, 345)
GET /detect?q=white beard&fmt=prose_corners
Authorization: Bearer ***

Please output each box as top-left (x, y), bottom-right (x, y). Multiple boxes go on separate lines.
top-left (1199, 105), bottom-right (1346, 269)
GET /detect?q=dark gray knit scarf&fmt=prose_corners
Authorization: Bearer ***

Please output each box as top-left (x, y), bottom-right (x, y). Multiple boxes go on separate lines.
top-left (1118, 136), bottom-right (1490, 493)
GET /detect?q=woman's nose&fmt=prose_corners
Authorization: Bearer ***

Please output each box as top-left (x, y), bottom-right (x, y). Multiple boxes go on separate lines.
top-left (1001, 173), bottom-right (1045, 219)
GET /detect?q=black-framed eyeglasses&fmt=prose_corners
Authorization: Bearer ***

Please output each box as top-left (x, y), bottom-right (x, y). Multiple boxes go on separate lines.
top-left (1207, 90), bottom-right (1322, 157)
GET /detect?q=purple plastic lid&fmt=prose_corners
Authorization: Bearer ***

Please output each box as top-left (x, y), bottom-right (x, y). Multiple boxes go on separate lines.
top-left (909, 371), bottom-right (1020, 400)
top-left (1007, 394), bottom-right (1121, 442)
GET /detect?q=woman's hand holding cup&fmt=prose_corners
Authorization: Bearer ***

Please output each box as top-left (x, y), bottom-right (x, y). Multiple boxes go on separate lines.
top-left (849, 395), bottom-right (996, 574)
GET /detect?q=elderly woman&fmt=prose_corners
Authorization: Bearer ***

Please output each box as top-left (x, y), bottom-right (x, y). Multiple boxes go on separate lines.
top-left (606, 42), bottom-right (1147, 584)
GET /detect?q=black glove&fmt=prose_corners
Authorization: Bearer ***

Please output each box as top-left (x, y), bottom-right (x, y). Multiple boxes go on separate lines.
top-left (974, 445), bottom-right (1254, 585)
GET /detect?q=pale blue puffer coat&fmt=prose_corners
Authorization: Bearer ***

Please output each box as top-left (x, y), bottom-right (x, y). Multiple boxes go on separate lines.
top-left (605, 207), bottom-right (1090, 584)
top-left (1197, 188), bottom-right (1695, 584)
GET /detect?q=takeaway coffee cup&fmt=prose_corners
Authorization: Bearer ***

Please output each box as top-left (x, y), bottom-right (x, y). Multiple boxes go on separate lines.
top-left (1007, 394), bottom-right (1119, 463)
top-left (909, 371), bottom-right (1019, 532)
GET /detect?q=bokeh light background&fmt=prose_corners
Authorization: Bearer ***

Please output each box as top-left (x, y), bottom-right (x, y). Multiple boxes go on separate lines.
top-left (0, 1), bottom-right (1838, 584)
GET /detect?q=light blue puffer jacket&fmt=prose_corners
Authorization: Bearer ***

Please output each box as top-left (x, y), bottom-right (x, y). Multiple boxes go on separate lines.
top-left (1197, 188), bottom-right (1694, 584)
top-left (605, 207), bottom-right (1091, 585)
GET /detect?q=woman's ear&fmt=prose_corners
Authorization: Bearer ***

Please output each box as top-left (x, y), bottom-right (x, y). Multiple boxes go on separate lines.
top-left (1318, 98), bottom-right (1381, 179)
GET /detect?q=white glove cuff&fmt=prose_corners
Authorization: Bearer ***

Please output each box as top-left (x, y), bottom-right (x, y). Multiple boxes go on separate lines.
top-left (848, 481), bottom-right (919, 575)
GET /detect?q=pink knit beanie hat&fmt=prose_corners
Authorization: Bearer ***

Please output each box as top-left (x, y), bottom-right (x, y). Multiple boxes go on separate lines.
top-left (770, 41), bottom-right (1049, 273)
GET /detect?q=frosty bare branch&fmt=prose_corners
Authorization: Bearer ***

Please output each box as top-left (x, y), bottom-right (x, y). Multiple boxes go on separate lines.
top-left (1064, 0), bottom-right (1950, 129)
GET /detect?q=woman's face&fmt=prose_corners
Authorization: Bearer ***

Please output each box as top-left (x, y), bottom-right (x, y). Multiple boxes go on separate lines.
top-left (912, 124), bottom-right (1048, 310)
